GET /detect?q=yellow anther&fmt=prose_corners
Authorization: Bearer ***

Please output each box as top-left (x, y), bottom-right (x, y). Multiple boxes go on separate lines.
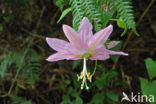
top-left (80, 72), bottom-right (83, 79)
top-left (77, 72), bottom-right (84, 81)
top-left (87, 72), bottom-right (92, 82)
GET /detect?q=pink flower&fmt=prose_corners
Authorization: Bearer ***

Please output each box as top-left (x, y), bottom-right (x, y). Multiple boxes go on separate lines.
top-left (46, 17), bottom-right (128, 89)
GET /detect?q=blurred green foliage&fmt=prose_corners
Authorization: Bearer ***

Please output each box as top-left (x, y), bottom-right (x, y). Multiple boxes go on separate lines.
top-left (8, 94), bottom-right (35, 104)
top-left (0, 48), bottom-right (40, 104)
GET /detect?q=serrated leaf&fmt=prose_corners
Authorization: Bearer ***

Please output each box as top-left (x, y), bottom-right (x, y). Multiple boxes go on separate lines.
top-left (57, 7), bottom-right (72, 23)
top-left (140, 77), bottom-right (156, 104)
top-left (145, 58), bottom-right (156, 79)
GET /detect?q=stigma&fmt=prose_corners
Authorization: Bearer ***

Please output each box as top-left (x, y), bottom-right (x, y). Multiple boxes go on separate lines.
top-left (77, 57), bottom-right (92, 90)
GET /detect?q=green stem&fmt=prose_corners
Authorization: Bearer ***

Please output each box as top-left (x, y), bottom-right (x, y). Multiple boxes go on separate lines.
top-left (109, 18), bottom-right (119, 21)
top-left (91, 60), bottom-right (98, 76)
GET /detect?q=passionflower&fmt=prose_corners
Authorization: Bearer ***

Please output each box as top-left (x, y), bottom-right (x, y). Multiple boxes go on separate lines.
top-left (46, 17), bottom-right (128, 89)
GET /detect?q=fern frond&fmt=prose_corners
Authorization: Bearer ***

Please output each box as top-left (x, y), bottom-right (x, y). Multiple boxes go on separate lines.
top-left (0, 54), bottom-right (13, 78)
top-left (70, 0), bottom-right (102, 31)
top-left (70, 0), bottom-right (84, 30)
top-left (82, 0), bottom-right (102, 31)
top-left (14, 48), bottom-right (41, 84)
top-left (112, 0), bottom-right (136, 29)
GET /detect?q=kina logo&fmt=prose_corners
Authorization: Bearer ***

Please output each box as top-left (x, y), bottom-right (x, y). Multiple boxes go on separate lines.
top-left (121, 92), bottom-right (155, 103)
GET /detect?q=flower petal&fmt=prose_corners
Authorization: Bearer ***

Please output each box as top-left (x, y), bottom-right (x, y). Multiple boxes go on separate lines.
top-left (46, 38), bottom-right (70, 52)
top-left (108, 50), bottom-right (128, 56)
top-left (78, 17), bottom-right (93, 49)
top-left (90, 48), bottom-right (110, 60)
top-left (89, 25), bottom-right (113, 51)
top-left (63, 24), bottom-right (80, 49)
top-left (46, 52), bottom-right (80, 62)
top-left (107, 41), bottom-right (120, 49)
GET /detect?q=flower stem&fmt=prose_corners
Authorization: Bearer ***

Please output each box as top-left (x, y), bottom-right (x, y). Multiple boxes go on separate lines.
top-left (91, 60), bottom-right (98, 76)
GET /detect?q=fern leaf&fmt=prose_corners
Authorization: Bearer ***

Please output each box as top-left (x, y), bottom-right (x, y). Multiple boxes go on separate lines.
top-left (115, 0), bottom-right (136, 29)
top-left (82, 0), bottom-right (102, 31)
top-left (0, 54), bottom-right (13, 78)
top-left (70, 0), bottom-right (84, 30)
top-left (70, 0), bottom-right (102, 31)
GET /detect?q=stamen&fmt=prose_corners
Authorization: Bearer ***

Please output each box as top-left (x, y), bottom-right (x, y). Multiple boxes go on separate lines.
top-left (87, 72), bottom-right (92, 82)
top-left (77, 57), bottom-right (93, 90)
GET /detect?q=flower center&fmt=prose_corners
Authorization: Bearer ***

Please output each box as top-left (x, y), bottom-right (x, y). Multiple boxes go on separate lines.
top-left (83, 52), bottom-right (91, 58)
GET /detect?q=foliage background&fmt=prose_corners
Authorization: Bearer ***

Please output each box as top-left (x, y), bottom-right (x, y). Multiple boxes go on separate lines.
top-left (0, 0), bottom-right (156, 104)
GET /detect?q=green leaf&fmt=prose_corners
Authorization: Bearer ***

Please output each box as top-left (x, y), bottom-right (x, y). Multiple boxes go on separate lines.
top-left (95, 70), bottom-right (118, 90)
top-left (105, 70), bottom-right (118, 79)
top-left (95, 73), bottom-right (107, 90)
top-left (132, 27), bottom-right (140, 36)
top-left (117, 18), bottom-right (126, 29)
top-left (75, 97), bottom-right (83, 104)
top-left (68, 87), bottom-right (78, 97)
top-left (65, 79), bottom-right (71, 85)
top-left (140, 77), bottom-right (156, 104)
top-left (61, 95), bottom-right (70, 104)
top-left (89, 93), bottom-right (105, 104)
top-left (0, 24), bottom-right (3, 32)
top-left (4, 16), bottom-right (13, 23)
top-left (145, 58), bottom-right (156, 79)
top-left (120, 28), bottom-right (127, 37)
top-left (106, 91), bottom-right (119, 102)
top-left (60, 84), bottom-right (66, 89)
top-left (57, 7), bottom-right (72, 23)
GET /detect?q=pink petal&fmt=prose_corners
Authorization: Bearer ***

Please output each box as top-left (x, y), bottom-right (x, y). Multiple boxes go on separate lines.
top-left (108, 50), bottom-right (128, 56)
top-left (46, 38), bottom-right (70, 52)
top-left (107, 41), bottom-right (120, 49)
top-left (90, 48), bottom-right (110, 60)
top-left (46, 52), bottom-right (80, 62)
top-left (63, 25), bottom-right (80, 50)
top-left (78, 17), bottom-right (93, 49)
top-left (89, 25), bottom-right (113, 51)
